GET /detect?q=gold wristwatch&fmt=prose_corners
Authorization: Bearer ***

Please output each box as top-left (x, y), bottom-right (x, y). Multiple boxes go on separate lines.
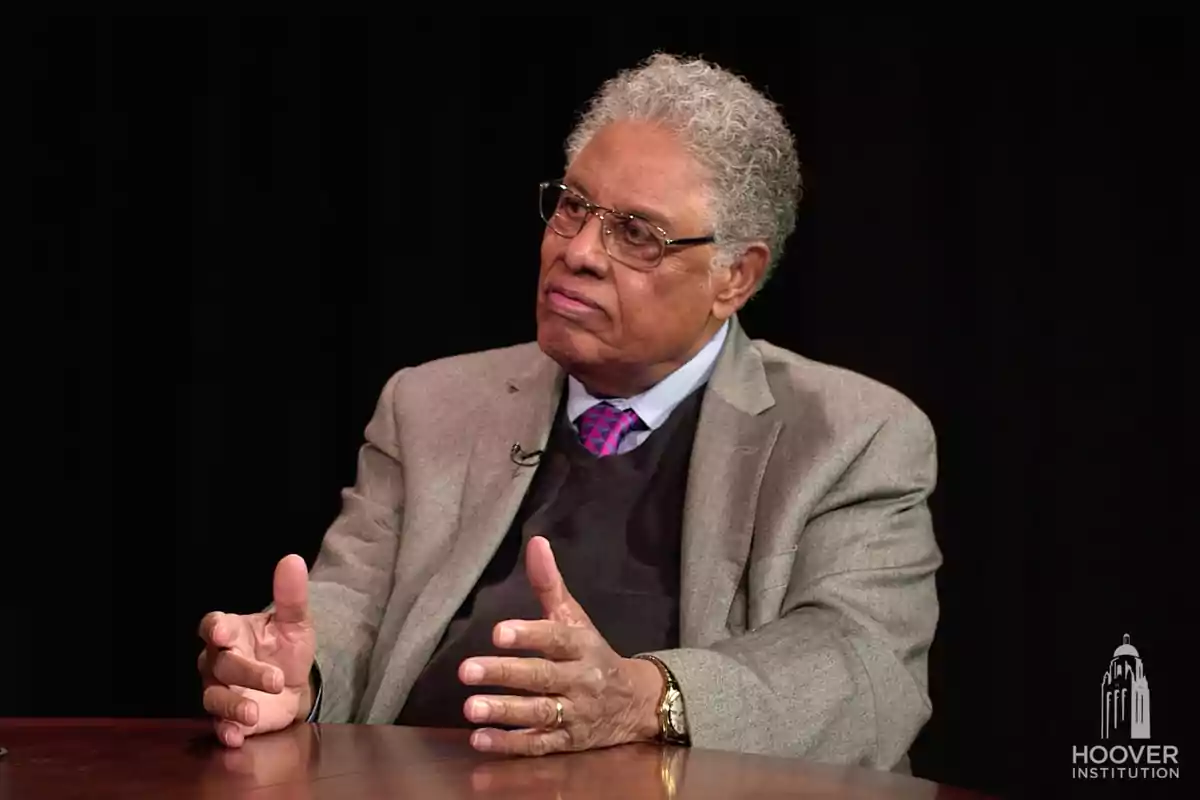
top-left (635, 654), bottom-right (690, 746)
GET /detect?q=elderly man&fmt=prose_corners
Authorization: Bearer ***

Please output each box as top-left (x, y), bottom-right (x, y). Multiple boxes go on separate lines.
top-left (197, 53), bottom-right (941, 772)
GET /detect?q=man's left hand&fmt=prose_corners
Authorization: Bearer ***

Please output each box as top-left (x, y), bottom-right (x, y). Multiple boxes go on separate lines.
top-left (458, 535), bottom-right (664, 756)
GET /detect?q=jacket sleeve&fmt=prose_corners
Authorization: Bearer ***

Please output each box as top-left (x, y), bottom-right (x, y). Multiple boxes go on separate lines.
top-left (305, 369), bottom-right (408, 722)
top-left (644, 403), bottom-right (941, 770)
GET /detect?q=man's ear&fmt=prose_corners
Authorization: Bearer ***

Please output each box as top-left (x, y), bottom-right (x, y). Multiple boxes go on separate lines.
top-left (712, 243), bottom-right (770, 319)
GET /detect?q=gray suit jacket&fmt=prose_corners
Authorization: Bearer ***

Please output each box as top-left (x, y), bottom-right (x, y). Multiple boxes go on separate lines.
top-left (305, 316), bottom-right (941, 770)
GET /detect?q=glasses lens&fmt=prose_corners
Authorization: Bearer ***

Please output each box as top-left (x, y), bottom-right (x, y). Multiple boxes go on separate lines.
top-left (540, 184), bottom-right (585, 236)
top-left (604, 216), bottom-right (664, 269)
top-left (538, 182), bottom-right (665, 269)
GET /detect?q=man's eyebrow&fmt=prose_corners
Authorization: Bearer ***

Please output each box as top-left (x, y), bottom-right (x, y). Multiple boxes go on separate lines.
top-left (622, 202), bottom-right (674, 231)
top-left (563, 177), bottom-right (674, 231)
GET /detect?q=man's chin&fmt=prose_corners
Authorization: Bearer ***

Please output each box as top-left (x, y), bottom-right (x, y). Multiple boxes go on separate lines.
top-left (536, 316), bottom-right (602, 369)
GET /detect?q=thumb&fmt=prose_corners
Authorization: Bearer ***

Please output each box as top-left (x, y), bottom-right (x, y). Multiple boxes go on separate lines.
top-left (525, 536), bottom-right (591, 627)
top-left (272, 554), bottom-right (310, 625)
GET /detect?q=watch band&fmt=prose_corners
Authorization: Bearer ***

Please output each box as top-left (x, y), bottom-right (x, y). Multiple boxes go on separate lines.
top-left (304, 661), bottom-right (323, 723)
top-left (634, 654), bottom-right (690, 745)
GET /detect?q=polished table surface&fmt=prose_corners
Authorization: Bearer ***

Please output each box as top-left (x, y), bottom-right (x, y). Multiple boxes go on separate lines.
top-left (0, 718), bottom-right (991, 799)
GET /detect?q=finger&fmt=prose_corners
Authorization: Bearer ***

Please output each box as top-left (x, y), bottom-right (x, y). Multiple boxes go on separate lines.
top-left (493, 619), bottom-right (589, 660)
top-left (272, 554), bottom-right (310, 625)
top-left (525, 536), bottom-right (592, 627)
top-left (198, 612), bottom-right (233, 648)
top-left (203, 683), bottom-right (260, 728)
top-left (464, 694), bottom-right (566, 729)
top-left (459, 656), bottom-right (565, 694)
top-left (215, 718), bottom-right (247, 748)
top-left (197, 646), bottom-right (223, 681)
top-left (470, 726), bottom-right (573, 757)
top-left (209, 648), bottom-right (283, 694)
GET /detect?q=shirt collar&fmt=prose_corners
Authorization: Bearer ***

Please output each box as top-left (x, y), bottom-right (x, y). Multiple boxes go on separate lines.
top-left (566, 319), bottom-right (729, 430)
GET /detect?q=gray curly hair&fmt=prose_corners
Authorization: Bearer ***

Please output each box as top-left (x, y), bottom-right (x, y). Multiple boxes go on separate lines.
top-left (564, 52), bottom-right (803, 289)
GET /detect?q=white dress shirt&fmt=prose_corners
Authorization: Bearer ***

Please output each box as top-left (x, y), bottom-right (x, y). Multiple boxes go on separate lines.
top-left (565, 319), bottom-right (730, 455)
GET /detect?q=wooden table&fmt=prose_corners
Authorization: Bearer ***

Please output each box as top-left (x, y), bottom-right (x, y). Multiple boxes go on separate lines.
top-left (0, 718), bottom-right (991, 799)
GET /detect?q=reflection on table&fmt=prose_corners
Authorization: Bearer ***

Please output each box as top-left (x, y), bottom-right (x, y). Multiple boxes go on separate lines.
top-left (0, 718), bottom-right (992, 799)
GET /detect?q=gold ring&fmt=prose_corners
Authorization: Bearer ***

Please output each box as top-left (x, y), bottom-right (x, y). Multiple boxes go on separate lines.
top-left (553, 698), bottom-right (564, 729)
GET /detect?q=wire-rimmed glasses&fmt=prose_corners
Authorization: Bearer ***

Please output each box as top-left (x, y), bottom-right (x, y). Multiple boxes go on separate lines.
top-left (538, 181), bottom-right (715, 270)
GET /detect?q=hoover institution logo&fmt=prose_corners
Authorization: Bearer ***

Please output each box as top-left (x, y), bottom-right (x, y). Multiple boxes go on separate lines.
top-left (1072, 634), bottom-right (1180, 780)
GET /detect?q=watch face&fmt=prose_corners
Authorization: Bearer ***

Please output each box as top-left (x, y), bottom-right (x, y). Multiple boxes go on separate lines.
top-left (667, 693), bottom-right (685, 733)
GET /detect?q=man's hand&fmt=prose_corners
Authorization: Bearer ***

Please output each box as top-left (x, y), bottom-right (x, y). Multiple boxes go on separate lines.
top-left (458, 536), bottom-right (664, 756)
top-left (197, 554), bottom-right (317, 748)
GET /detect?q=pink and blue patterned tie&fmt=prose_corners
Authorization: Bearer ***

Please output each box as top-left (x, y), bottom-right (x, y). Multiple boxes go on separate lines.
top-left (577, 402), bottom-right (642, 457)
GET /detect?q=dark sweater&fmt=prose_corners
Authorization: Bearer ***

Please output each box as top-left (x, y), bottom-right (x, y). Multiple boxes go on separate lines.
top-left (395, 387), bottom-right (705, 728)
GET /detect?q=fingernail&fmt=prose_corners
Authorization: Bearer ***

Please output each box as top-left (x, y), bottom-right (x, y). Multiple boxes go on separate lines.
top-left (473, 731), bottom-right (492, 751)
top-left (462, 662), bottom-right (484, 683)
top-left (496, 625), bottom-right (515, 646)
top-left (469, 699), bottom-right (490, 721)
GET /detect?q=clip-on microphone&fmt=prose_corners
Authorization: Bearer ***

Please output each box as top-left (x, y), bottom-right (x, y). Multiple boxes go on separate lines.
top-left (509, 443), bottom-right (542, 467)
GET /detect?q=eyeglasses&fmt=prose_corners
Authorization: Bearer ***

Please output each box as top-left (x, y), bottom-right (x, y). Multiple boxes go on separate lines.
top-left (538, 181), bottom-right (715, 270)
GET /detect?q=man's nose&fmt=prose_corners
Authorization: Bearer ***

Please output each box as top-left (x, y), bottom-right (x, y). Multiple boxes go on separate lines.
top-left (563, 215), bottom-right (610, 275)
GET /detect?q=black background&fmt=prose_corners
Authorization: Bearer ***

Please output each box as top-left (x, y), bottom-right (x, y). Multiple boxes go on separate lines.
top-left (23, 15), bottom-right (1192, 798)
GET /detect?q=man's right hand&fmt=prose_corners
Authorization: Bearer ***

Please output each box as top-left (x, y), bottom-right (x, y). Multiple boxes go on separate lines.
top-left (197, 554), bottom-right (317, 747)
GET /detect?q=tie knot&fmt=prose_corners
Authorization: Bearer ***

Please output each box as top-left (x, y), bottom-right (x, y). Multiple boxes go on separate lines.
top-left (577, 402), bottom-right (642, 457)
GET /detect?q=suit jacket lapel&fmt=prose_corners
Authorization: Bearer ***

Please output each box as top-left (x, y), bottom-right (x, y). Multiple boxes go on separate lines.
top-left (680, 317), bottom-right (781, 647)
top-left (364, 350), bottom-right (564, 723)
